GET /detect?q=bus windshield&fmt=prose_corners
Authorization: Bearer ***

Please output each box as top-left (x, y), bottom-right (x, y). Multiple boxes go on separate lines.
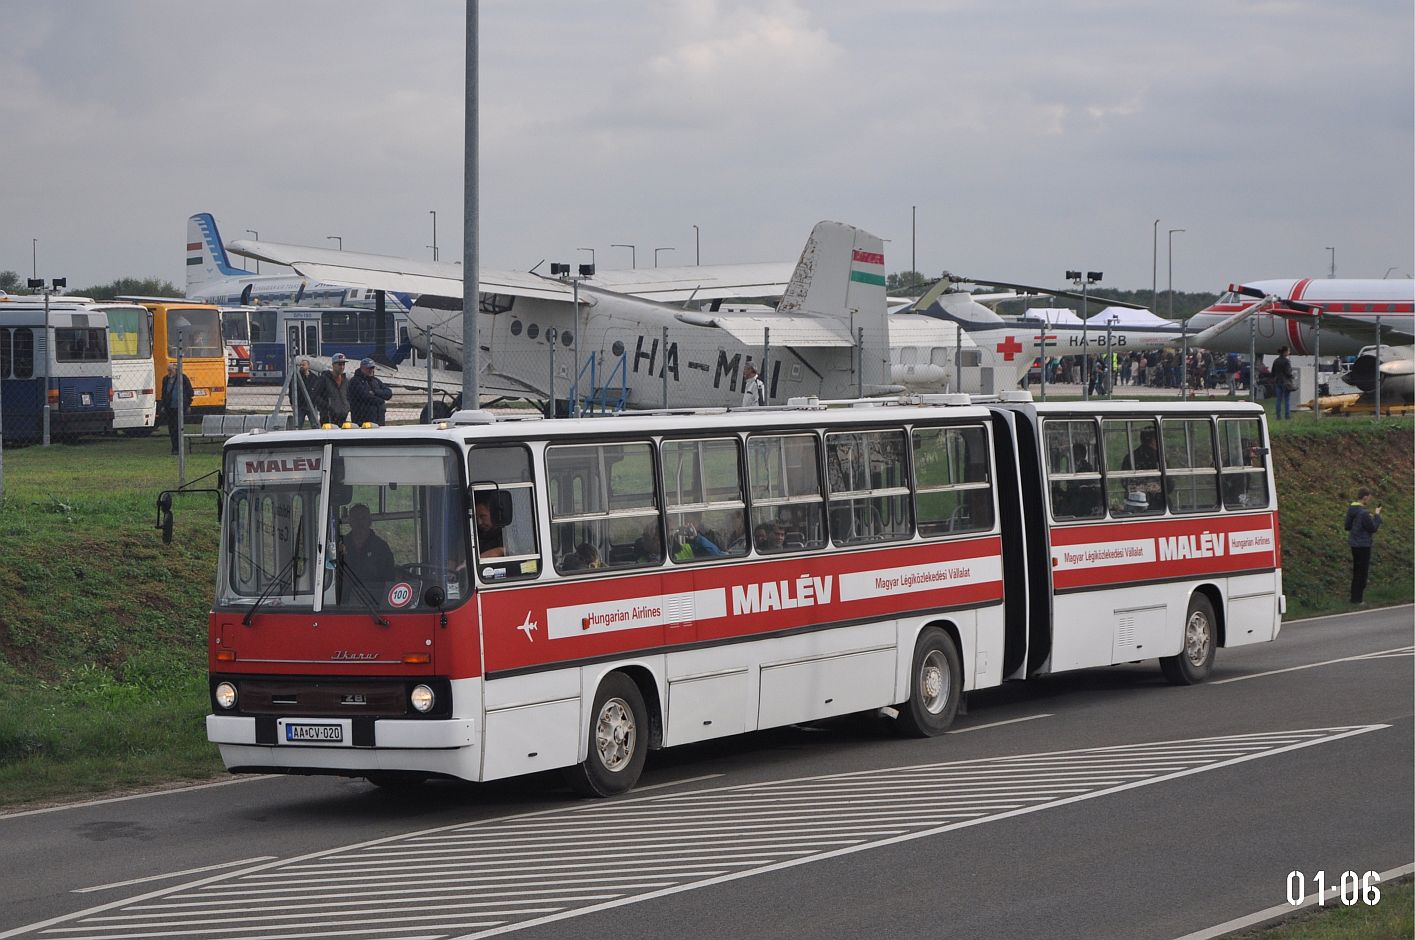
top-left (219, 443), bottom-right (470, 612)
top-left (166, 308), bottom-right (222, 358)
top-left (221, 311), bottom-right (249, 342)
top-left (105, 307), bottom-right (152, 359)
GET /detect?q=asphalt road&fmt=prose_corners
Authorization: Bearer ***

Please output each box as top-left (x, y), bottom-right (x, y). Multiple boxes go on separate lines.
top-left (1, 606), bottom-right (1410, 940)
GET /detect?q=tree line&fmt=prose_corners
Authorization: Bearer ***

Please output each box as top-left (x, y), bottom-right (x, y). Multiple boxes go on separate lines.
top-left (0, 270), bottom-right (181, 299)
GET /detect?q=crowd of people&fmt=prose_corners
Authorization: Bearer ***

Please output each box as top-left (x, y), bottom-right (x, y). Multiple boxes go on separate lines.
top-left (293, 353), bottom-right (393, 427)
top-left (1033, 348), bottom-right (1263, 397)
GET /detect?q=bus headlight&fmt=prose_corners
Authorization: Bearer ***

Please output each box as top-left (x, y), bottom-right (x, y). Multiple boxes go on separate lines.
top-left (215, 682), bottom-right (237, 710)
top-left (410, 685), bottom-right (435, 714)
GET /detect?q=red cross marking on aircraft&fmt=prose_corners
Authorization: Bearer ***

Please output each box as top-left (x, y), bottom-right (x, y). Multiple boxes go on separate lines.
top-left (996, 335), bottom-right (1025, 361)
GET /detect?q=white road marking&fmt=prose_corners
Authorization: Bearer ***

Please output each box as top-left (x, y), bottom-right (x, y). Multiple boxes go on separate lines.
top-left (1168, 861), bottom-right (1415, 940)
top-left (630, 773), bottom-right (725, 792)
top-left (72, 858), bottom-right (278, 893)
top-left (1281, 602), bottom-right (1413, 625)
top-left (1210, 645), bottom-right (1414, 684)
top-left (946, 713), bottom-right (1054, 734)
top-left (0, 776), bottom-right (274, 821)
top-left (0, 725), bottom-right (1385, 940)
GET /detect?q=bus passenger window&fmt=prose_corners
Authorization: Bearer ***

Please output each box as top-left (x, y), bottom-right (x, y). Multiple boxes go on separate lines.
top-left (913, 425), bottom-right (994, 536)
top-left (468, 444), bottom-right (541, 581)
top-left (661, 438), bottom-right (748, 563)
top-left (1044, 419), bottom-right (1104, 521)
top-left (546, 442), bottom-right (661, 574)
top-left (826, 430), bottom-right (912, 545)
top-left (1218, 417), bottom-right (1269, 509)
top-left (746, 434), bottom-right (825, 553)
top-left (1103, 418), bottom-right (1165, 516)
top-left (1162, 418), bottom-right (1219, 513)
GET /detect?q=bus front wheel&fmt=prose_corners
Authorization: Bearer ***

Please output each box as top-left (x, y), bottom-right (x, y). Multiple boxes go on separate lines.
top-left (565, 671), bottom-right (648, 797)
top-left (896, 627), bottom-right (962, 737)
top-left (1161, 594), bottom-right (1217, 685)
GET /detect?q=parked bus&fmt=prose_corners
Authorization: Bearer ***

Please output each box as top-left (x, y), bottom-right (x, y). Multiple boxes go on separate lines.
top-left (199, 395), bottom-right (1281, 795)
top-left (235, 306), bottom-right (418, 383)
top-left (219, 307), bottom-right (256, 385)
top-left (102, 302), bottom-right (157, 435)
top-left (0, 300), bottom-right (114, 442)
top-left (139, 301), bottom-right (227, 416)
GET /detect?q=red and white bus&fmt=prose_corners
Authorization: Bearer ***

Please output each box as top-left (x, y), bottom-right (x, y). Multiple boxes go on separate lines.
top-left (202, 394), bottom-right (1282, 795)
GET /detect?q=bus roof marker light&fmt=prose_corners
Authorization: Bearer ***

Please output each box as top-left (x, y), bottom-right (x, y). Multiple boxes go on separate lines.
top-left (999, 390), bottom-right (1034, 403)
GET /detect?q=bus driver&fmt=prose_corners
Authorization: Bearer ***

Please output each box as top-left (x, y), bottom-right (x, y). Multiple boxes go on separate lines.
top-left (340, 503), bottom-right (394, 595)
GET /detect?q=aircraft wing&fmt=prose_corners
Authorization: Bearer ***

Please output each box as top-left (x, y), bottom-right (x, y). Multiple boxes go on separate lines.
top-left (587, 263), bottom-right (794, 301)
top-left (1296, 309), bottom-right (1414, 346)
top-left (228, 239), bottom-right (792, 304)
top-left (226, 239), bottom-right (573, 301)
top-left (672, 311), bottom-right (855, 347)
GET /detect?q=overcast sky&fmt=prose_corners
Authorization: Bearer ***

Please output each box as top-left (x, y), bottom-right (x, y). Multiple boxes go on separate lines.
top-left (2, 0), bottom-right (1411, 295)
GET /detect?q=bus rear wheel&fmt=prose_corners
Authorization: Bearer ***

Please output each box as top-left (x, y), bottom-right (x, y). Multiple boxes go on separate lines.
top-left (565, 672), bottom-right (648, 797)
top-left (896, 627), bottom-right (962, 737)
top-left (1161, 594), bottom-right (1217, 685)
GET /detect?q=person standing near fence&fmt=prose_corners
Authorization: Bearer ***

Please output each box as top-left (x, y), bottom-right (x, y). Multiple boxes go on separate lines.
top-left (159, 362), bottom-right (193, 455)
top-left (295, 357), bottom-right (322, 428)
top-left (1345, 487), bottom-right (1383, 604)
top-left (316, 353), bottom-right (351, 426)
top-left (1271, 345), bottom-right (1295, 419)
top-left (740, 364), bottom-right (765, 407)
top-left (349, 357), bottom-right (393, 425)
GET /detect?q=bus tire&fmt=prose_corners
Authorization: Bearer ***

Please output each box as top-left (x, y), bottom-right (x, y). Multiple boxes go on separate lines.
top-left (896, 627), bottom-right (962, 737)
top-left (1161, 593), bottom-right (1217, 685)
top-left (565, 672), bottom-right (648, 797)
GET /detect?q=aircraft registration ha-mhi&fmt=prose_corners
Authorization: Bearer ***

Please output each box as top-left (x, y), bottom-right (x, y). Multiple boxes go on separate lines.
top-left (225, 219), bottom-right (1033, 412)
top-left (1191, 278), bottom-right (1415, 402)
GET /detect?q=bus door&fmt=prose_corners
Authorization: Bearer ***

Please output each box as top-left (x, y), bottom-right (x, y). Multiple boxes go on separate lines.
top-left (0, 325), bottom-right (42, 442)
top-left (986, 409), bottom-right (1034, 680)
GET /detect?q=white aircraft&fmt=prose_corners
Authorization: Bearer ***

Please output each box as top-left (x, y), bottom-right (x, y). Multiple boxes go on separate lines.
top-left (185, 213), bottom-right (416, 312)
top-left (1198, 280), bottom-right (1415, 401)
top-left (1189, 278), bottom-right (1414, 358)
top-left (227, 221), bottom-right (1028, 411)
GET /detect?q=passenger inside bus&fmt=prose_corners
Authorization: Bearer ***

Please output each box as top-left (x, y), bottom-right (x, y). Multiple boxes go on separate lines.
top-left (633, 523), bottom-right (662, 564)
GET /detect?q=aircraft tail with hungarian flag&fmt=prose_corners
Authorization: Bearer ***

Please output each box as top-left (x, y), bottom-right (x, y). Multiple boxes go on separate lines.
top-left (776, 221), bottom-right (891, 393)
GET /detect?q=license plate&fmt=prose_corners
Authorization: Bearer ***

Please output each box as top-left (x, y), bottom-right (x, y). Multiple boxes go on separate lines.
top-left (118, 390), bottom-right (135, 399)
top-left (285, 723), bottom-right (342, 743)
top-left (80, 393), bottom-right (92, 406)
top-left (193, 388), bottom-right (209, 397)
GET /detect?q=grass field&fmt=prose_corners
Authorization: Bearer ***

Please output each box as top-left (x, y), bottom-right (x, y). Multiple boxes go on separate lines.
top-left (0, 415), bottom-right (1410, 809)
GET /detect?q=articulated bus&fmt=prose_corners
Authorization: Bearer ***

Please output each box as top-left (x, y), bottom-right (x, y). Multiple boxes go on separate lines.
top-left (229, 306), bottom-right (420, 383)
top-left (202, 395), bottom-right (1281, 795)
top-left (140, 301), bottom-right (227, 416)
top-left (0, 300), bottom-right (115, 442)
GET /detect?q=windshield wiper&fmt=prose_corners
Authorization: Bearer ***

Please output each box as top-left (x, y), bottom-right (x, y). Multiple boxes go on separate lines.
top-left (336, 554), bottom-right (391, 627)
top-left (243, 552), bottom-right (300, 626)
top-left (241, 517), bottom-right (307, 626)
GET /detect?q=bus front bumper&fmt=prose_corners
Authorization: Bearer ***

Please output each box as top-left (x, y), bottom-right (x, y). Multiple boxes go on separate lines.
top-left (207, 714), bottom-right (476, 749)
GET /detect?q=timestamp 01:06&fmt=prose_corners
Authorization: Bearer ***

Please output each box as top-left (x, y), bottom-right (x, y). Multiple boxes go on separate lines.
top-left (1286, 870), bottom-right (1382, 907)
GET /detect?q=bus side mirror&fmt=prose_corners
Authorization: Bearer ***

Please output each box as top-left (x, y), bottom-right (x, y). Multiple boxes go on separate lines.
top-left (156, 492), bottom-right (174, 544)
top-left (469, 487), bottom-right (514, 527)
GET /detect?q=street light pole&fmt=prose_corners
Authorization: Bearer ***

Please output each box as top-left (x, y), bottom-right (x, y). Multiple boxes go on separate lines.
top-left (612, 244), bottom-right (636, 269)
top-left (1167, 228), bottom-right (1185, 321)
top-left (429, 210), bottom-right (438, 261)
top-left (578, 247), bottom-right (595, 269)
top-left (326, 235), bottom-right (342, 251)
top-left (692, 225), bottom-right (700, 265)
top-left (912, 205), bottom-right (917, 288)
top-left (1151, 219), bottom-right (1160, 313)
top-left (31, 238), bottom-right (36, 280)
top-left (654, 247), bottom-right (674, 268)
top-left (1325, 246), bottom-right (1335, 278)
top-left (245, 230), bottom-right (259, 273)
top-left (462, 0), bottom-right (481, 413)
